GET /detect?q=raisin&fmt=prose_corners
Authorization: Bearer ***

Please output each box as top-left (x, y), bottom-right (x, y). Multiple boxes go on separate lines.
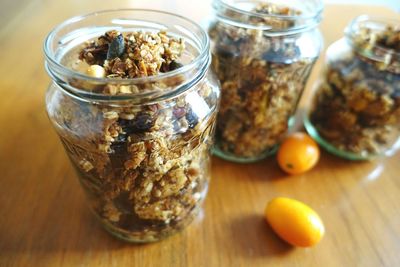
top-left (216, 46), bottom-right (238, 59)
top-left (107, 34), bottom-right (125, 60)
top-left (185, 108), bottom-right (198, 128)
top-left (262, 46), bottom-right (301, 64)
top-left (173, 107), bottom-right (186, 119)
top-left (118, 114), bottom-right (154, 134)
top-left (160, 61), bottom-right (183, 72)
top-left (390, 90), bottom-right (400, 104)
top-left (133, 114), bottom-right (154, 132)
top-left (110, 133), bottom-right (129, 175)
top-left (160, 62), bottom-right (169, 72)
top-left (169, 61), bottom-right (183, 71)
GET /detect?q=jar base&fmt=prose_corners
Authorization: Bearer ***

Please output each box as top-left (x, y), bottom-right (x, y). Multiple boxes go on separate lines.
top-left (304, 117), bottom-right (380, 161)
top-left (93, 205), bottom-right (201, 243)
top-left (212, 145), bottom-right (277, 163)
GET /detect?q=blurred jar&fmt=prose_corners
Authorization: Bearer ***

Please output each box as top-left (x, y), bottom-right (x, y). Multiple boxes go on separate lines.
top-left (208, 0), bottom-right (323, 163)
top-left (44, 10), bottom-right (220, 242)
top-left (305, 16), bottom-right (400, 160)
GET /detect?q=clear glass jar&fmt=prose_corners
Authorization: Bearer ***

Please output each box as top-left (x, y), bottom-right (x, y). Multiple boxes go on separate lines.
top-left (44, 9), bottom-right (220, 242)
top-left (305, 16), bottom-right (400, 160)
top-left (208, 0), bottom-right (323, 163)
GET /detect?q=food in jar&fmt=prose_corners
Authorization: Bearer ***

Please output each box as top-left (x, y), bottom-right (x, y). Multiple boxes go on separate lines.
top-left (309, 25), bottom-right (400, 157)
top-left (210, 2), bottom-right (318, 160)
top-left (53, 30), bottom-right (218, 241)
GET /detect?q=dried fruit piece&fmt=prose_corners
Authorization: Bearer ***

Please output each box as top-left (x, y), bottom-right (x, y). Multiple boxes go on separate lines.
top-left (185, 108), bottom-right (198, 129)
top-left (133, 113), bottom-right (154, 132)
top-left (107, 34), bottom-right (125, 60)
top-left (169, 61), bottom-right (183, 71)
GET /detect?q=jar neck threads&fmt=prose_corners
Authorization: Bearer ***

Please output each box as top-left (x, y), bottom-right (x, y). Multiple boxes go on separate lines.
top-left (212, 0), bottom-right (323, 35)
top-left (345, 15), bottom-right (400, 74)
top-left (44, 9), bottom-right (211, 103)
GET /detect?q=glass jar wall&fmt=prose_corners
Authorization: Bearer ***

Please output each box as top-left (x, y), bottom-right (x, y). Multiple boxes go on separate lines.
top-left (44, 9), bottom-right (220, 242)
top-left (209, 0), bottom-right (323, 162)
top-left (305, 16), bottom-right (400, 160)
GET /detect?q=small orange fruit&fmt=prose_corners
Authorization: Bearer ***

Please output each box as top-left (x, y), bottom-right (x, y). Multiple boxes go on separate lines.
top-left (277, 132), bottom-right (320, 175)
top-left (265, 197), bottom-right (325, 247)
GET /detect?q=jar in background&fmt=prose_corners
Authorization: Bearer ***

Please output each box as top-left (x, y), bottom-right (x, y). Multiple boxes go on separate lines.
top-left (305, 16), bottom-right (400, 160)
top-left (209, 0), bottom-right (323, 163)
top-left (44, 10), bottom-right (220, 242)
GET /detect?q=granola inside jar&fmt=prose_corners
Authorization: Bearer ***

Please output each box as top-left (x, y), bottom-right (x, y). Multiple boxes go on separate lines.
top-left (305, 16), bottom-right (400, 160)
top-left (208, 0), bottom-right (323, 162)
top-left (44, 10), bottom-right (220, 242)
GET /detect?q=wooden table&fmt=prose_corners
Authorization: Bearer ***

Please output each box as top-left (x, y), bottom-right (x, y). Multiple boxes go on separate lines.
top-left (0, 1), bottom-right (399, 266)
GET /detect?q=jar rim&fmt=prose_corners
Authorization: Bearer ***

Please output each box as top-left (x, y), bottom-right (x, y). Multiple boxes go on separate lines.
top-left (212, 0), bottom-right (323, 33)
top-left (345, 15), bottom-right (400, 58)
top-left (44, 9), bottom-right (210, 101)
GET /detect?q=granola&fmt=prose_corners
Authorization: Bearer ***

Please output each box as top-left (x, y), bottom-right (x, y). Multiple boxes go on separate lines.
top-left (50, 30), bottom-right (219, 241)
top-left (309, 24), bottom-right (400, 157)
top-left (209, 2), bottom-right (319, 160)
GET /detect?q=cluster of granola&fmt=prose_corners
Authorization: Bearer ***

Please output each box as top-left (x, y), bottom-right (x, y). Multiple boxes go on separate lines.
top-left (53, 30), bottom-right (218, 241)
top-left (352, 25), bottom-right (400, 74)
top-left (67, 30), bottom-right (186, 95)
top-left (254, 3), bottom-right (301, 16)
top-left (310, 26), bottom-right (400, 157)
top-left (209, 3), bottom-right (317, 159)
top-left (374, 26), bottom-right (400, 50)
top-left (79, 30), bottom-right (184, 78)
top-left (253, 3), bottom-right (302, 29)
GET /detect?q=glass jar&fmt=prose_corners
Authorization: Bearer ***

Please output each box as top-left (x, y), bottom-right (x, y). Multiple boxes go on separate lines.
top-left (44, 9), bottom-right (220, 242)
top-left (305, 16), bottom-right (400, 160)
top-left (208, 0), bottom-right (323, 163)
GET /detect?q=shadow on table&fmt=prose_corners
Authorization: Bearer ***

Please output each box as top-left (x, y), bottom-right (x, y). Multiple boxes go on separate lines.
top-left (211, 156), bottom-right (287, 182)
top-left (227, 214), bottom-right (293, 258)
top-left (212, 148), bottom-right (388, 183)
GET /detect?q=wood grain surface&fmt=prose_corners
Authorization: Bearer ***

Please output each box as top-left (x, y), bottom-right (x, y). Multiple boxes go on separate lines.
top-left (0, 1), bottom-right (399, 266)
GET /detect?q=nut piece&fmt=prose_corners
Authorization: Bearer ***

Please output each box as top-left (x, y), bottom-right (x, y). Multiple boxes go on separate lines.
top-left (86, 65), bottom-right (106, 78)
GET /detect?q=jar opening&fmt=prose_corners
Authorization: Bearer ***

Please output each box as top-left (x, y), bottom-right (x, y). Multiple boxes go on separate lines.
top-left (345, 15), bottom-right (400, 72)
top-left (212, 0), bottom-right (323, 33)
top-left (44, 9), bottom-right (210, 102)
